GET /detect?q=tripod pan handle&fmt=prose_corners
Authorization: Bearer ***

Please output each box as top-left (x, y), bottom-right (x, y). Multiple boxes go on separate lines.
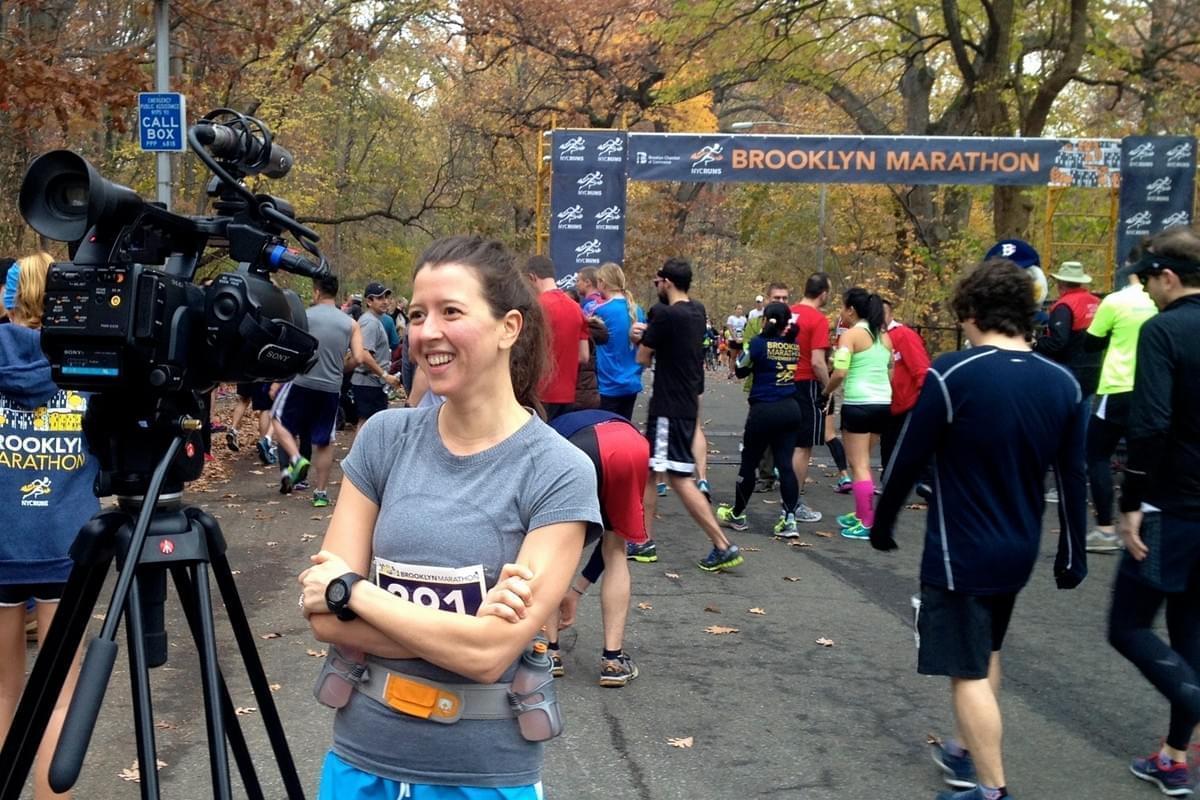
top-left (49, 637), bottom-right (117, 792)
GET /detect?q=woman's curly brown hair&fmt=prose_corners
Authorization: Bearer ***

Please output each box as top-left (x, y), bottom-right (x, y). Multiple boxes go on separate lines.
top-left (950, 258), bottom-right (1038, 338)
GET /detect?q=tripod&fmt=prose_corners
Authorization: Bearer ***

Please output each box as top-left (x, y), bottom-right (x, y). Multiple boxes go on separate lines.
top-left (0, 432), bottom-right (305, 799)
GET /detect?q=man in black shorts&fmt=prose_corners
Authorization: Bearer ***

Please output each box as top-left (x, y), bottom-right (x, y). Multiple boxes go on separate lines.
top-left (633, 258), bottom-right (743, 572)
top-left (229, 382), bottom-right (276, 463)
top-left (788, 273), bottom-right (832, 523)
top-left (872, 259), bottom-right (1088, 800)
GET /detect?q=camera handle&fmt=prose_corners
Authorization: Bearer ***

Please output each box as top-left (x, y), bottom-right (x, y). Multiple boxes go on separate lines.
top-left (0, 437), bottom-right (304, 799)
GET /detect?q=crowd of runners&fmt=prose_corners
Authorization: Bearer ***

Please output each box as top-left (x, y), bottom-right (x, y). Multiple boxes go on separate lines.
top-left (2, 225), bottom-right (1200, 799)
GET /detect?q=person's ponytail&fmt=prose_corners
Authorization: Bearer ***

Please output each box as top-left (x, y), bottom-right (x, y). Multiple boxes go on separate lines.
top-left (844, 287), bottom-right (884, 340)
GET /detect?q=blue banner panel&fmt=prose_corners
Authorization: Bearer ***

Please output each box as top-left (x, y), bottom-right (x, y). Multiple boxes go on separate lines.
top-left (549, 131), bottom-right (627, 278)
top-left (626, 133), bottom-right (1121, 187)
top-left (1116, 136), bottom-right (1196, 270)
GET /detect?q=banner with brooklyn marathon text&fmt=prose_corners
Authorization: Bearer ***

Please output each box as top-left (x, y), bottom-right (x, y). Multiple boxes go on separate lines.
top-left (1116, 136), bottom-right (1196, 269)
top-left (626, 133), bottom-right (1121, 187)
top-left (549, 131), bottom-right (628, 278)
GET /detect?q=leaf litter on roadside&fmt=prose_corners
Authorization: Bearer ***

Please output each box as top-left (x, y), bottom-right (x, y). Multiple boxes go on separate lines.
top-left (667, 736), bottom-right (694, 748)
top-left (705, 625), bottom-right (739, 635)
top-left (815, 637), bottom-right (835, 647)
top-left (636, 602), bottom-right (653, 610)
top-left (748, 607), bottom-right (766, 615)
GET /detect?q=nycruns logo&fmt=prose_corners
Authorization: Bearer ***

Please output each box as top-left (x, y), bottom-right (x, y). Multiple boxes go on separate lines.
top-left (1146, 176), bottom-right (1173, 200)
top-left (20, 476), bottom-right (51, 507)
top-left (577, 171), bottom-right (604, 195)
top-left (690, 143), bottom-right (725, 174)
top-left (1166, 142), bottom-right (1192, 164)
top-left (1124, 210), bottom-right (1153, 233)
top-left (558, 136), bottom-right (587, 161)
top-left (557, 204), bottom-right (584, 229)
top-left (575, 239), bottom-right (602, 258)
top-left (1127, 142), bottom-right (1155, 162)
top-left (1161, 210), bottom-right (1190, 228)
top-left (597, 137), bottom-right (624, 160)
top-left (595, 206), bottom-right (622, 228)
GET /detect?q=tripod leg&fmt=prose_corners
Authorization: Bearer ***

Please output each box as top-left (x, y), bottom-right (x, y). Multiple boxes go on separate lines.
top-left (170, 566), bottom-right (265, 800)
top-left (192, 508), bottom-right (305, 799)
top-left (124, 572), bottom-right (162, 800)
top-left (0, 514), bottom-right (119, 800)
top-left (190, 564), bottom-right (234, 800)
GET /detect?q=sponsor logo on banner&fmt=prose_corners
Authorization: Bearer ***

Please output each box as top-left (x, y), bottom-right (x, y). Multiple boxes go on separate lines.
top-left (1146, 176), bottom-right (1173, 202)
top-left (1165, 142), bottom-right (1193, 168)
top-left (1124, 210), bottom-right (1153, 235)
top-left (1161, 210), bottom-right (1191, 228)
top-left (1127, 142), bottom-right (1156, 168)
top-left (577, 171), bottom-right (604, 196)
top-left (557, 204), bottom-right (584, 230)
top-left (575, 239), bottom-right (603, 264)
top-left (595, 205), bottom-right (623, 230)
top-left (597, 137), bottom-right (625, 163)
top-left (690, 143), bottom-right (725, 175)
top-left (558, 136), bottom-right (587, 162)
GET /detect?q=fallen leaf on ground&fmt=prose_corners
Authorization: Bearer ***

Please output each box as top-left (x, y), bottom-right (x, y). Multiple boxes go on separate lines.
top-left (636, 602), bottom-right (653, 610)
top-left (235, 707), bottom-right (257, 716)
top-left (310, 515), bottom-right (323, 520)
top-left (306, 648), bottom-right (327, 658)
top-left (222, 493), bottom-right (237, 499)
top-left (269, 684), bottom-right (282, 692)
top-left (748, 607), bottom-right (766, 615)
top-left (704, 605), bottom-right (720, 613)
top-left (654, 514), bottom-right (663, 520)
top-left (664, 571), bottom-right (680, 579)
top-left (300, 533), bottom-right (317, 542)
top-left (231, 570), bottom-right (242, 575)
top-left (705, 625), bottom-right (739, 635)
top-left (815, 637), bottom-right (835, 647)
top-left (926, 733), bottom-right (942, 745)
top-left (804, 477), bottom-right (816, 484)
top-left (761, 499), bottom-right (778, 504)
top-left (93, 613), bottom-right (106, 621)
top-left (154, 720), bottom-right (176, 730)
top-left (667, 736), bottom-right (694, 748)
top-left (249, 470), bottom-right (264, 475)
top-left (790, 541), bottom-right (814, 548)
top-left (260, 632), bottom-right (281, 640)
top-left (783, 576), bottom-right (802, 582)
top-left (742, 546), bottom-right (761, 552)
top-left (266, 541), bottom-right (279, 547)
top-left (118, 759), bottom-right (167, 783)
top-left (708, 449), bottom-right (721, 454)
top-left (905, 503), bottom-right (927, 510)
top-left (814, 531), bottom-right (834, 538)
top-left (267, 500), bottom-right (281, 505)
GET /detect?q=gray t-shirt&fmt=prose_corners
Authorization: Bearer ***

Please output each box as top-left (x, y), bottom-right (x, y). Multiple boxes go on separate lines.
top-left (333, 405), bottom-right (601, 786)
top-left (293, 303), bottom-right (354, 394)
top-left (351, 310), bottom-right (390, 387)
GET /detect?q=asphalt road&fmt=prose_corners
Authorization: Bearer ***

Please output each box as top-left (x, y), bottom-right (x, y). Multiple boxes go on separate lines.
top-left (10, 377), bottom-right (1192, 799)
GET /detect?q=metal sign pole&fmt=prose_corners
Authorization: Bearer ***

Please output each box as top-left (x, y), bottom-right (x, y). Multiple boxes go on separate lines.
top-left (155, 0), bottom-right (171, 209)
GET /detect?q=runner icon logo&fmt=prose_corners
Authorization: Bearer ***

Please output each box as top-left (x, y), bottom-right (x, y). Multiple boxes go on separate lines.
top-left (557, 204), bottom-right (584, 230)
top-left (1127, 142), bottom-right (1155, 168)
top-left (1124, 210), bottom-right (1153, 235)
top-left (20, 476), bottom-right (51, 507)
top-left (1165, 142), bottom-right (1193, 167)
top-left (597, 137), bottom-right (624, 162)
top-left (577, 171), bottom-right (604, 196)
top-left (595, 206), bottom-right (622, 229)
top-left (1146, 176), bottom-right (1173, 202)
top-left (558, 136), bottom-right (587, 162)
top-left (690, 143), bottom-right (725, 175)
top-left (1161, 210), bottom-right (1190, 228)
top-left (575, 239), bottom-right (602, 259)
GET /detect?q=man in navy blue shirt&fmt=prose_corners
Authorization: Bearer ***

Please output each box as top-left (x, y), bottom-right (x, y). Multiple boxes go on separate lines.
top-left (872, 258), bottom-right (1089, 800)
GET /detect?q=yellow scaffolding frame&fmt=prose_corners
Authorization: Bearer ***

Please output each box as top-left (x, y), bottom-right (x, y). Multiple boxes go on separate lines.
top-left (534, 114), bottom-right (557, 256)
top-left (1042, 186), bottom-right (1120, 287)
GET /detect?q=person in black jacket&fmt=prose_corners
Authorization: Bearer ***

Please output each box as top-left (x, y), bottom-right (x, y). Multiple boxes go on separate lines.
top-left (1107, 226), bottom-right (1200, 797)
top-left (871, 259), bottom-right (1088, 800)
top-left (1034, 261), bottom-right (1103, 398)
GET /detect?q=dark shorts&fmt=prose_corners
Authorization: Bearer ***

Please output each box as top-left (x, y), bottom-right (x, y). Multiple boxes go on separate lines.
top-left (275, 383), bottom-right (340, 446)
top-left (728, 340), bottom-right (744, 352)
top-left (915, 584), bottom-right (1017, 679)
top-left (236, 382), bottom-right (274, 411)
top-left (646, 416), bottom-right (696, 476)
top-left (352, 384), bottom-right (389, 423)
top-left (0, 582), bottom-right (65, 606)
top-left (841, 403), bottom-right (892, 435)
top-left (793, 380), bottom-right (823, 449)
top-left (599, 394), bottom-right (638, 421)
top-left (1118, 512), bottom-right (1200, 593)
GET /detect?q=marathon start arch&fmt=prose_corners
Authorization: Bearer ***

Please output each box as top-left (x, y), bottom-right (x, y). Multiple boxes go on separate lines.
top-left (546, 130), bottom-right (1196, 286)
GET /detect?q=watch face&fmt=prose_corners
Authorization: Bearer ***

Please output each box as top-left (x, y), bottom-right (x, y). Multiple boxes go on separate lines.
top-left (329, 581), bottom-right (347, 604)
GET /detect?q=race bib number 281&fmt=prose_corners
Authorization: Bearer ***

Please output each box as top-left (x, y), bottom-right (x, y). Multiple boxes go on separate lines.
top-left (373, 558), bottom-right (487, 615)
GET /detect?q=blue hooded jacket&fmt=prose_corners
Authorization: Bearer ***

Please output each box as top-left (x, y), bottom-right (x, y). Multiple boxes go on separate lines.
top-left (0, 325), bottom-right (99, 584)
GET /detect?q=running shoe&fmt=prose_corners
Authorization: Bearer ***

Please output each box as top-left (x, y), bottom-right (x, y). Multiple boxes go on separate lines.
top-left (1085, 530), bottom-right (1123, 553)
top-left (225, 430), bottom-right (240, 452)
top-left (269, 445), bottom-right (279, 465)
top-left (549, 650), bottom-right (564, 678)
top-left (696, 478), bottom-right (712, 502)
top-left (312, 490), bottom-right (331, 508)
top-left (697, 544), bottom-right (744, 572)
top-left (255, 437), bottom-right (273, 465)
top-left (836, 511), bottom-right (859, 528)
top-left (1045, 488), bottom-right (1060, 504)
top-left (1130, 752), bottom-right (1194, 796)
top-left (656, 482), bottom-right (668, 497)
top-left (599, 652), bottom-right (639, 688)
top-left (795, 502), bottom-right (822, 523)
top-left (834, 476), bottom-right (852, 494)
top-left (626, 541), bottom-right (658, 563)
top-left (209, 421), bottom-right (227, 433)
top-left (293, 480), bottom-right (310, 491)
top-left (931, 740), bottom-right (977, 789)
top-left (716, 504), bottom-right (748, 532)
top-left (753, 478), bottom-right (776, 493)
top-left (279, 456), bottom-right (311, 495)
top-left (840, 521), bottom-right (870, 540)
top-left (773, 513), bottom-right (799, 539)
top-left (936, 788), bottom-right (1012, 800)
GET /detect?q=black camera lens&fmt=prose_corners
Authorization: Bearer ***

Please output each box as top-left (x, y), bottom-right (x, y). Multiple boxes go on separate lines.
top-left (46, 174), bottom-right (89, 218)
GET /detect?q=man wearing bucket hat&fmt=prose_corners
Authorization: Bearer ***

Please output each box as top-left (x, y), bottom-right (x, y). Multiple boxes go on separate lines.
top-left (1034, 261), bottom-right (1102, 399)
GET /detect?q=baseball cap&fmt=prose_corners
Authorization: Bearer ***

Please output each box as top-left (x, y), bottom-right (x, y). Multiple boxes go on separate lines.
top-left (364, 282), bottom-right (391, 299)
top-left (985, 239), bottom-right (1040, 269)
top-left (1117, 249), bottom-right (1200, 283)
top-left (656, 260), bottom-right (692, 285)
top-left (755, 294), bottom-right (764, 303)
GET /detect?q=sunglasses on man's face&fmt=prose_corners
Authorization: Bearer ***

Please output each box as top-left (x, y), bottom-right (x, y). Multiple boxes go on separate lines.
top-left (1138, 269), bottom-right (1165, 287)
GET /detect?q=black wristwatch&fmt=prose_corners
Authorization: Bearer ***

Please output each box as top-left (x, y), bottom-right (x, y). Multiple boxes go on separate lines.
top-left (325, 572), bottom-right (363, 621)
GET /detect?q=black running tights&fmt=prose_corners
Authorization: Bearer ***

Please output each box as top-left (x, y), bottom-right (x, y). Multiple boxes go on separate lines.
top-left (733, 397), bottom-right (800, 516)
top-left (1109, 569), bottom-right (1200, 750)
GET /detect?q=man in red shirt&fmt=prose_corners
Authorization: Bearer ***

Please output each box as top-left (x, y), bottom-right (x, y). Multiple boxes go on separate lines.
top-left (1034, 261), bottom-right (1103, 399)
top-left (880, 299), bottom-right (931, 471)
top-left (789, 272), bottom-right (832, 523)
top-left (525, 255), bottom-right (589, 420)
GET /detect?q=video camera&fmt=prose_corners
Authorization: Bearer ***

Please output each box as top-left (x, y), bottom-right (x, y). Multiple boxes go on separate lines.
top-left (18, 109), bottom-right (326, 495)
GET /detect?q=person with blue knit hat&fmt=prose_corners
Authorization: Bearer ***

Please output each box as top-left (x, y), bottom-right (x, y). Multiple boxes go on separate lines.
top-left (984, 239), bottom-right (1049, 317)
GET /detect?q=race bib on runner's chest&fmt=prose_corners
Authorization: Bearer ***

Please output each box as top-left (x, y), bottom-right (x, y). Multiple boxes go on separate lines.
top-left (373, 558), bottom-right (487, 615)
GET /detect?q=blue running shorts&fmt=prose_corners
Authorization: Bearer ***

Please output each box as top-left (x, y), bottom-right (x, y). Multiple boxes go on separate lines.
top-left (318, 751), bottom-right (544, 800)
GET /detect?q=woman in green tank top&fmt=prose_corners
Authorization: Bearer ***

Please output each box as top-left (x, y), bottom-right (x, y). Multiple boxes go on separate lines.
top-left (823, 288), bottom-right (893, 539)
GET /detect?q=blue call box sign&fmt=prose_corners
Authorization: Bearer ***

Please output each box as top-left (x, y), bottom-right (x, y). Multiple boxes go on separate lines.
top-left (138, 92), bottom-right (187, 152)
